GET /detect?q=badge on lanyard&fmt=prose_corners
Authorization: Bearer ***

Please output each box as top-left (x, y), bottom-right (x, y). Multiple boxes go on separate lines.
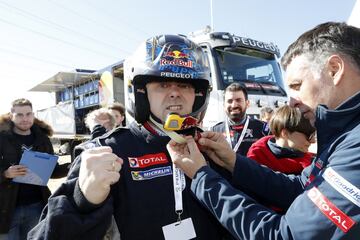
top-left (162, 217), bottom-right (196, 240)
top-left (162, 164), bottom-right (197, 239)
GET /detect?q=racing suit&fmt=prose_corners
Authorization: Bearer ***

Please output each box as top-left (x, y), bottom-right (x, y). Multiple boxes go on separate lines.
top-left (190, 91), bottom-right (360, 239)
top-left (28, 122), bottom-right (229, 240)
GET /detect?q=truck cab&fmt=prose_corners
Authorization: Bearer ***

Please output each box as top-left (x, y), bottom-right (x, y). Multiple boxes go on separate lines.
top-left (189, 29), bottom-right (288, 128)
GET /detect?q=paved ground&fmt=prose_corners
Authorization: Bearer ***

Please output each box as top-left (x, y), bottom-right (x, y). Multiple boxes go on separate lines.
top-left (48, 155), bottom-right (71, 193)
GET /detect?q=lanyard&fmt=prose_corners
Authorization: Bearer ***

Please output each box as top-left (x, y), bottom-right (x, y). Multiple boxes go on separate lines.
top-left (173, 163), bottom-right (186, 222)
top-left (148, 116), bottom-right (186, 221)
top-left (225, 116), bottom-right (249, 152)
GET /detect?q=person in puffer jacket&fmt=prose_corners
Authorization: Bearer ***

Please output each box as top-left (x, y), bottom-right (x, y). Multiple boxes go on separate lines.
top-left (0, 98), bottom-right (68, 240)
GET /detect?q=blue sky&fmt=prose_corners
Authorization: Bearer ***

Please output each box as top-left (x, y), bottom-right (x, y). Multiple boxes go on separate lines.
top-left (0, 0), bottom-right (356, 113)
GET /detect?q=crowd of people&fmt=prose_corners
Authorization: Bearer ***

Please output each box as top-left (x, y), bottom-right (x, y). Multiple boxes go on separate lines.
top-left (0, 21), bottom-right (359, 239)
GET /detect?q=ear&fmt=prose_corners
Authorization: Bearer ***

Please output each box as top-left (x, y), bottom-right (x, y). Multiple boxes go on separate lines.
top-left (327, 55), bottom-right (345, 86)
top-left (245, 99), bottom-right (250, 108)
top-left (280, 128), bottom-right (289, 139)
top-left (10, 112), bottom-right (15, 121)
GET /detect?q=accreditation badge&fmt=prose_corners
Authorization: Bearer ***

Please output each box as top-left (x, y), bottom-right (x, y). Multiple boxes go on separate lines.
top-left (162, 217), bottom-right (196, 240)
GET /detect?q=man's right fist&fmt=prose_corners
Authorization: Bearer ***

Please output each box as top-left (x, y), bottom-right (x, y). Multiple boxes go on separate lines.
top-left (79, 146), bottom-right (123, 204)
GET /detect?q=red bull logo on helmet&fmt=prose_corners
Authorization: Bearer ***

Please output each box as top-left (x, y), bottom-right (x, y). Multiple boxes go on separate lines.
top-left (165, 50), bottom-right (189, 59)
top-left (160, 59), bottom-right (193, 68)
top-left (161, 50), bottom-right (193, 68)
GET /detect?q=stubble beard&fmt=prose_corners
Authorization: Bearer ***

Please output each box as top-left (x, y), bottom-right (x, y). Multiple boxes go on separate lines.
top-left (228, 111), bottom-right (245, 123)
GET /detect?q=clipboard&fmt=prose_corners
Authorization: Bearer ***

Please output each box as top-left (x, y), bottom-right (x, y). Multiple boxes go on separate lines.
top-left (12, 150), bottom-right (59, 186)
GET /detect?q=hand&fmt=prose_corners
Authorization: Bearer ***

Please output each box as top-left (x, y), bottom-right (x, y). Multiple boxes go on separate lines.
top-left (3, 165), bottom-right (27, 179)
top-left (167, 136), bottom-right (207, 179)
top-left (94, 112), bottom-right (113, 131)
top-left (79, 146), bottom-right (123, 204)
top-left (198, 131), bottom-right (236, 173)
top-left (86, 109), bottom-right (114, 132)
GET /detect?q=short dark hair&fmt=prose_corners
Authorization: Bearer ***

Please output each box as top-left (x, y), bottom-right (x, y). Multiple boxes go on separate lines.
top-left (270, 105), bottom-right (315, 138)
top-left (224, 83), bottom-right (248, 100)
top-left (107, 102), bottom-right (125, 116)
top-left (281, 22), bottom-right (360, 71)
top-left (11, 98), bottom-right (32, 112)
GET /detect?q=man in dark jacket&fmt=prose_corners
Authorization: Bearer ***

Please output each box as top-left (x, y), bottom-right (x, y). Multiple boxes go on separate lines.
top-left (211, 83), bottom-right (269, 156)
top-left (167, 22), bottom-right (360, 239)
top-left (0, 98), bottom-right (68, 240)
top-left (29, 35), bottom-right (232, 240)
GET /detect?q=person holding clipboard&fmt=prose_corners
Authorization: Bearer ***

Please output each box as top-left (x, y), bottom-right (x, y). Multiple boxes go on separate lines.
top-left (0, 98), bottom-right (68, 240)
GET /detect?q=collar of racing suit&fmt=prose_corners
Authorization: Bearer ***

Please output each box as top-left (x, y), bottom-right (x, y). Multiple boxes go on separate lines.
top-left (315, 90), bottom-right (360, 154)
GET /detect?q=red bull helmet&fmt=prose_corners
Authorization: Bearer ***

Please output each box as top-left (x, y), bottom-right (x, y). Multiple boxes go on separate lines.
top-left (125, 34), bottom-right (212, 129)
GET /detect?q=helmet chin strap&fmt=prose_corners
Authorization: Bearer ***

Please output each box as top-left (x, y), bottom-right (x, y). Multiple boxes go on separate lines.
top-left (149, 116), bottom-right (186, 144)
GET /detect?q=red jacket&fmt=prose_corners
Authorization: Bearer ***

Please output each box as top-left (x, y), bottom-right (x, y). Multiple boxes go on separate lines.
top-left (247, 135), bottom-right (314, 174)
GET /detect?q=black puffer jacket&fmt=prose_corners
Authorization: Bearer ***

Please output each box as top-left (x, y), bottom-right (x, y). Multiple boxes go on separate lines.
top-left (0, 114), bottom-right (67, 233)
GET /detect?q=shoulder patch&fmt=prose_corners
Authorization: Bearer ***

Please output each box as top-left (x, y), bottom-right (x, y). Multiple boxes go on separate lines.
top-left (307, 187), bottom-right (355, 233)
top-left (323, 167), bottom-right (360, 208)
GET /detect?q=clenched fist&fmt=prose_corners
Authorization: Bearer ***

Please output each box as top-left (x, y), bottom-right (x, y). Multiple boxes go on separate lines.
top-left (79, 146), bottom-right (123, 204)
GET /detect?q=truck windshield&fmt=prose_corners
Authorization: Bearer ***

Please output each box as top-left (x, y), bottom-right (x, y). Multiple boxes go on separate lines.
top-left (214, 48), bottom-right (287, 96)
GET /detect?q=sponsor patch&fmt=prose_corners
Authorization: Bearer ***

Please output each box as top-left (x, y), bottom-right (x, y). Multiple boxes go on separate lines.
top-left (244, 129), bottom-right (253, 138)
top-left (323, 167), bottom-right (360, 208)
top-left (131, 166), bottom-right (172, 181)
top-left (165, 50), bottom-right (189, 59)
top-left (315, 159), bottom-right (324, 169)
top-left (307, 187), bottom-right (355, 233)
top-left (160, 59), bottom-right (193, 68)
top-left (128, 153), bottom-right (168, 168)
top-left (160, 71), bottom-right (193, 79)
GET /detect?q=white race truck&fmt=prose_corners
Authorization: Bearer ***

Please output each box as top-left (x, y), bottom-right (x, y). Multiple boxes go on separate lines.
top-left (188, 28), bottom-right (288, 128)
